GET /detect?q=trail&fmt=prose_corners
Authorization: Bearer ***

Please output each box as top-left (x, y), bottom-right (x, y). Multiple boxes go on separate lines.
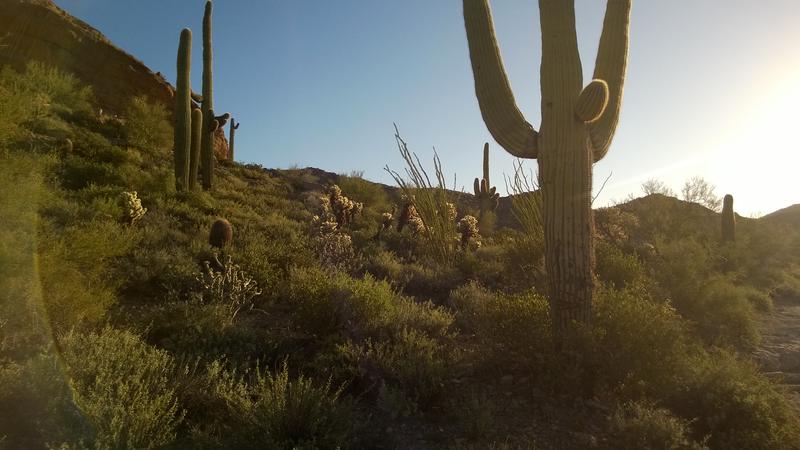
top-left (754, 300), bottom-right (800, 408)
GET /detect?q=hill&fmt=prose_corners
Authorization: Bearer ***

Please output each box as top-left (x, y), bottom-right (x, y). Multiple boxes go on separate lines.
top-left (763, 204), bottom-right (800, 227)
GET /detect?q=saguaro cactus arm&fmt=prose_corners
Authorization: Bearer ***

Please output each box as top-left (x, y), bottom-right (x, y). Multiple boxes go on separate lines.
top-left (576, 80), bottom-right (609, 123)
top-left (463, 0), bottom-right (538, 158)
top-left (589, 0), bottom-right (631, 161)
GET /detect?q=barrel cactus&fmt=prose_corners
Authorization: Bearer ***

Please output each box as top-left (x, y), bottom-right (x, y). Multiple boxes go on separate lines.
top-left (721, 194), bottom-right (735, 242)
top-left (473, 142), bottom-right (499, 217)
top-left (463, 0), bottom-right (631, 335)
top-left (173, 28), bottom-right (192, 191)
top-left (209, 218), bottom-right (233, 249)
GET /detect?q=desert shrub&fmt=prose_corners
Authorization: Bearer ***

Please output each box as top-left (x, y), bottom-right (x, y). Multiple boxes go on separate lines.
top-left (59, 156), bottom-right (128, 189)
top-left (650, 239), bottom-right (759, 349)
top-left (450, 283), bottom-right (551, 372)
top-left (690, 278), bottom-right (759, 350)
top-left (338, 328), bottom-right (450, 409)
top-left (595, 242), bottom-right (647, 290)
top-left (70, 128), bottom-right (128, 164)
top-left (668, 351), bottom-right (800, 450)
top-left (336, 173), bottom-right (392, 221)
top-left (123, 95), bottom-right (173, 152)
top-left (59, 327), bottom-right (184, 449)
top-left (739, 285), bottom-right (774, 312)
top-left (7, 62), bottom-right (94, 116)
top-left (196, 256), bottom-right (263, 324)
top-left (183, 360), bottom-right (350, 449)
top-left (287, 267), bottom-right (453, 341)
top-left (607, 401), bottom-right (707, 450)
top-left (575, 287), bottom-right (694, 399)
top-left (0, 352), bottom-right (90, 447)
top-left (495, 230), bottom-right (545, 293)
top-left (37, 219), bottom-right (135, 331)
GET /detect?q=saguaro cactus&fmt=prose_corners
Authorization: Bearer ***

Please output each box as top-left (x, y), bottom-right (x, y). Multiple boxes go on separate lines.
top-left (721, 194), bottom-right (735, 242)
top-left (189, 108), bottom-right (202, 189)
top-left (200, 1), bottom-right (215, 190)
top-left (229, 118), bottom-right (239, 161)
top-left (473, 142), bottom-right (499, 217)
top-left (463, 0), bottom-right (631, 336)
top-left (174, 28), bottom-right (192, 191)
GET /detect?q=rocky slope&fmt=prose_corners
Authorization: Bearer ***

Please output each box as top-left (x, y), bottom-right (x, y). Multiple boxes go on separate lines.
top-left (0, 0), bottom-right (230, 158)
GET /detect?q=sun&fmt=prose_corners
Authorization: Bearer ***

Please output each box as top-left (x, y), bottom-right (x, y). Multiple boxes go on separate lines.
top-left (707, 69), bottom-right (800, 215)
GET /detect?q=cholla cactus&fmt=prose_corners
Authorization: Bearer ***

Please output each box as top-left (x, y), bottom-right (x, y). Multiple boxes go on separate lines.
top-left (121, 191), bottom-right (147, 225)
top-left (197, 255), bottom-right (261, 323)
top-left (445, 202), bottom-right (457, 222)
top-left (407, 215), bottom-right (426, 235)
top-left (397, 196), bottom-right (420, 233)
top-left (311, 209), bottom-right (355, 269)
top-left (375, 206), bottom-right (395, 239)
top-left (457, 215), bottom-right (481, 249)
top-left (328, 184), bottom-right (362, 228)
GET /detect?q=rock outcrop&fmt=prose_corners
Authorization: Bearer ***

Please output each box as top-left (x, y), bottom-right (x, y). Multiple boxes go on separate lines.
top-left (0, 0), bottom-right (230, 158)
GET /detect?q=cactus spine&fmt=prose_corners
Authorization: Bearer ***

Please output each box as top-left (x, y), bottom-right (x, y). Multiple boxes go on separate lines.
top-left (229, 118), bottom-right (239, 161)
top-left (721, 194), bottom-right (735, 242)
top-left (473, 142), bottom-right (499, 217)
top-left (189, 108), bottom-right (202, 189)
top-left (200, 1), bottom-right (215, 190)
top-left (174, 28), bottom-right (192, 192)
top-left (463, 0), bottom-right (631, 336)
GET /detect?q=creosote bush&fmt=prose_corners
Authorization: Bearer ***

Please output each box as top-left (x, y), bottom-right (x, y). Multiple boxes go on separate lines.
top-left (60, 327), bottom-right (184, 449)
top-left (123, 95), bottom-right (173, 152)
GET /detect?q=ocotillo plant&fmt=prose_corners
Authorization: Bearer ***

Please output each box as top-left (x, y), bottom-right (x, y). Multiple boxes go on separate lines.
top-left (721, 194), bottom-right (735, 242)
top-left (229, 118), bottom-right (239, 161)
top-left (189, 108), bottom-right (202, 189)
top-left (463, 0), bottom-right (631, 336)
top-left (200, 1), bottom-right (215, 190)
top-left (174, 28), bottom-right (192, 191)
top-left (473, 142), bottom-right (499, 217)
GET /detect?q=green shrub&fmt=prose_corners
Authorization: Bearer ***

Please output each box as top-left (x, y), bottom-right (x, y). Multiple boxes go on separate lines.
top-left (608, 401), bottom-right (707, 450)
top-left (196, 255), bottom-right (263, 324)
top-left (584, 287), bottom-right (693, 399)
top-left (668, 351), bottom-right (800, 450)
top-left (338, 328), bottom-right (450, 409)
top-left (691, 278), bottom-right (759, 350)
top-left (183, 360), bottom-right (350, 449)
top-left (287, 267), bottom-right (453, 341)
top-left (38, 219), bottom-right (135, 331)
top-left (9, 62), bottom-right (94, 116)
top-left (60, 327), bottom-right (184, 449)
top-left (123, 95), bottom-right (173, 152)
top-left (450, 283), bottom-right (551, 373)
top-left (596, 241), bottom-right (647, 290)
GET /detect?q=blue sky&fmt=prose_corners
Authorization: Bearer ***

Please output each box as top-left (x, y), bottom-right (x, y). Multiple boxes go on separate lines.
top-left (58, 0), bottom-right (800, 216)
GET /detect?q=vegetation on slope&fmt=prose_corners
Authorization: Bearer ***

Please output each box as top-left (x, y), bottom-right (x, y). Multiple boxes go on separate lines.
top-left (1, 63), bottom-right (800, 449)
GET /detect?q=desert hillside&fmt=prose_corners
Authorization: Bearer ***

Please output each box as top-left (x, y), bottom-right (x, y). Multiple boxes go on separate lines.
top-left (1, 1), bottom-right (800, 449)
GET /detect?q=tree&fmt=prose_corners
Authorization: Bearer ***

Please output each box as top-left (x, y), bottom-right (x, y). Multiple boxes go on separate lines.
top-left (681, 176), bottom-right (721, 211)
top-left (641, 178), bottom-right (675, 197)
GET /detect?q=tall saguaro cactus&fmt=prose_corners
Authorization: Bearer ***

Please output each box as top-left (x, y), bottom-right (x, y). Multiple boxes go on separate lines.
top-left (200, 0), bottom-right (215, 190)
top-left (463, 0), bottom-right (631, 336)
top-left (189, 108), bottom-right (203, 189)
top-left (229, 118), bottom-right (239, 161)
top-left (473, 142), bottom-right (499, 216)
top-left (721, 194), bottom-right (735, 242)
top-left (173, 28), bottom-right (192, 192)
